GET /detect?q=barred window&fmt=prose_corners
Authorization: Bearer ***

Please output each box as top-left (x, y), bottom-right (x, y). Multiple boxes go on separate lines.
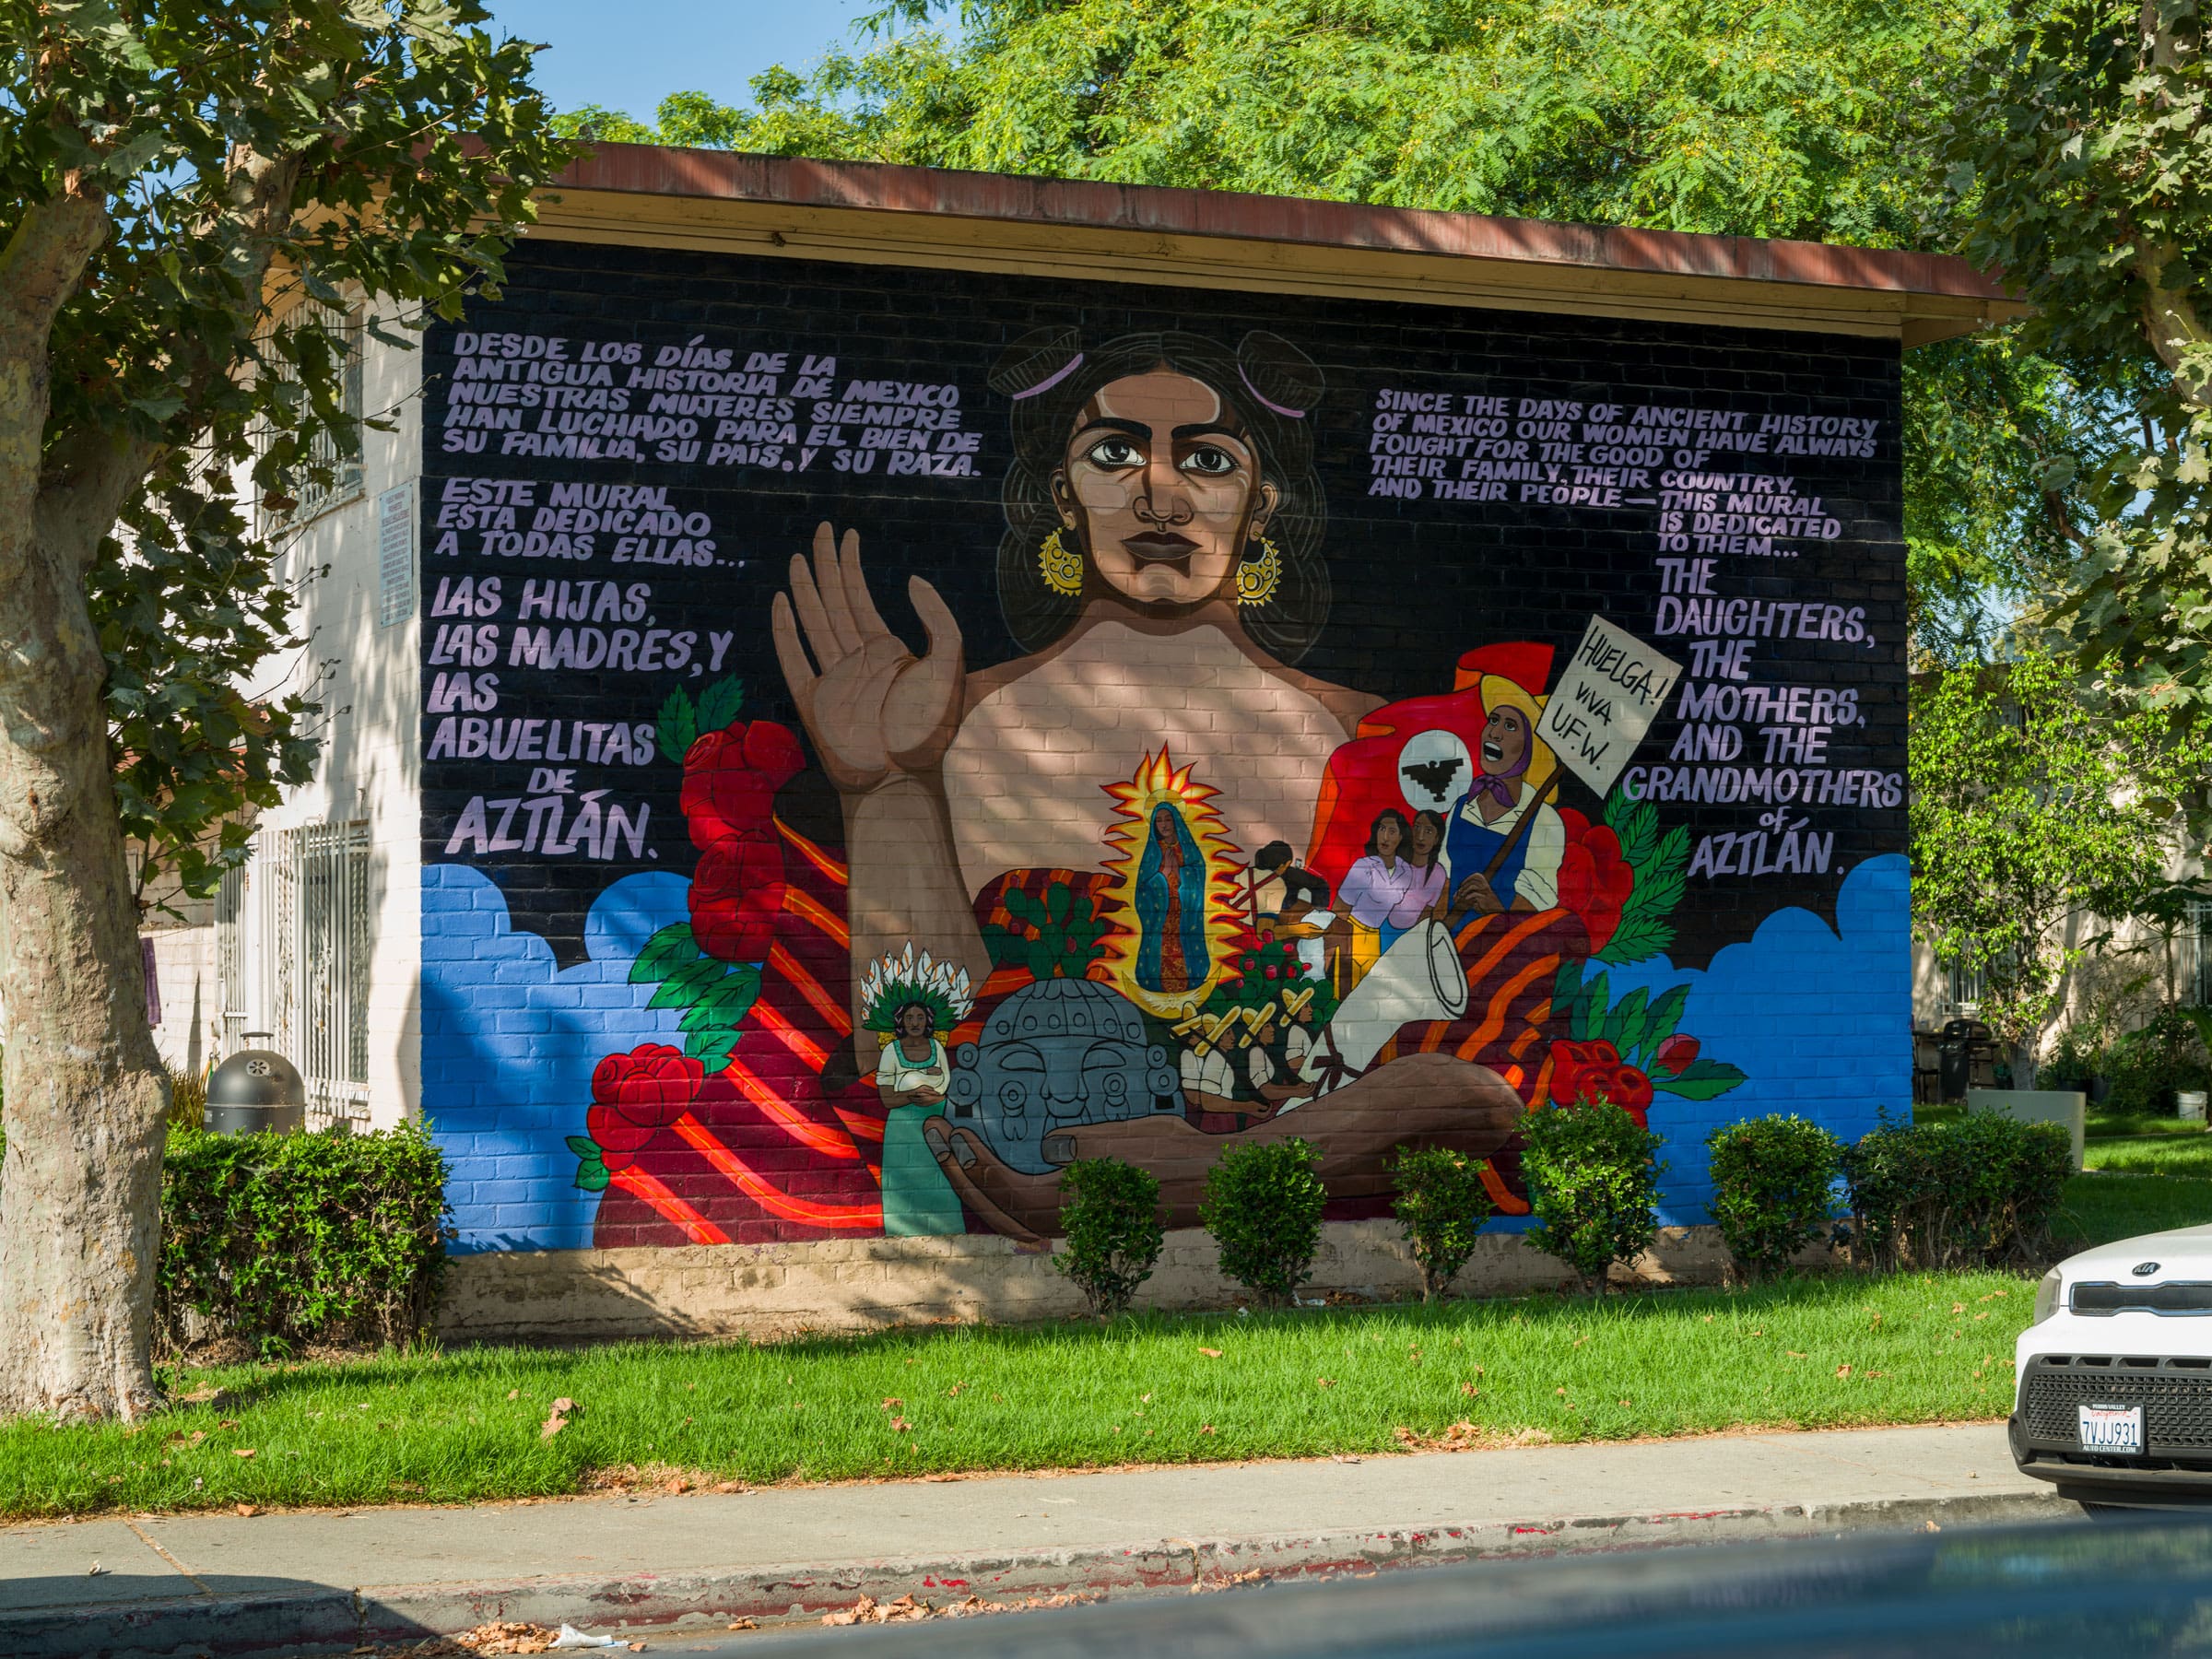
top-left (214, 822), bottom-right (375, 1128)
top-left (259, 299), bottom-right (364, 530)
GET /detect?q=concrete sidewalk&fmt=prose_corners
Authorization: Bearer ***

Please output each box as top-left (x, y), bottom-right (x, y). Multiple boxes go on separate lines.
top-left (2, 1422), bottom-right (2067, 1657)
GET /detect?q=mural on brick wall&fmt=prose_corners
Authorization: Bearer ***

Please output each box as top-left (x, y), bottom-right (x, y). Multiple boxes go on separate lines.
top-left (420, 244), bottom-right (1908, 1253)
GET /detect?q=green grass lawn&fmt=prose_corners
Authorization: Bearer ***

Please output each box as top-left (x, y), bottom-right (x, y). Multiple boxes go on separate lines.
top-left (2058, 1171), bottom-right (2212, 1246)
top-left (0, 1272), bottom-right (2037, 1522)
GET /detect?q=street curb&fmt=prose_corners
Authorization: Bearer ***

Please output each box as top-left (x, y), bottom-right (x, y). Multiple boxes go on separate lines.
top-left (4, 1488), bottom-right (2076, 1658)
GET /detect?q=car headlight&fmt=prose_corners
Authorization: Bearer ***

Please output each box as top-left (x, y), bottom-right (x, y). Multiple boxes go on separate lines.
top-left (2032, 1268), bottom-right (2064, 1325)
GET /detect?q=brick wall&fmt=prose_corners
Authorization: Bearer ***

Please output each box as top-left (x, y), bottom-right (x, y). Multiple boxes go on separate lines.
top-left (419, 239), bottom-right (1907, 1283)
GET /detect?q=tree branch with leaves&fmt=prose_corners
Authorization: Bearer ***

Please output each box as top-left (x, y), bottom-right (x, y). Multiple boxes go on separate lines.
top-left (0, 0), bottom-right (568, 1422)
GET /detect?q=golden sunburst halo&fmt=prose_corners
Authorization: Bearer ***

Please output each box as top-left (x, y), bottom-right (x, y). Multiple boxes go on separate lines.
top-left (1095, 748), bottom-right (1250, 1018)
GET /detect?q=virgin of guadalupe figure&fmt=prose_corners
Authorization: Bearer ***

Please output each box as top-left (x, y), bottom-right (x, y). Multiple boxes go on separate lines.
top-left (771, 327), bottom-right (1527, 1241)
top-left (1135, 802), bottom-right (1210, 994)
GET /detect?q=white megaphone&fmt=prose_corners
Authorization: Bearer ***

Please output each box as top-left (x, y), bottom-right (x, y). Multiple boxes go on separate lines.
top-left (1298, 919), bottom-right (1468, 1086)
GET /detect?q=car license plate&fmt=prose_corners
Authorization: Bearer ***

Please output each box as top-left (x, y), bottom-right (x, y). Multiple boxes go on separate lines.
top-left (2079, 1402), bottom-right (2145, 1454)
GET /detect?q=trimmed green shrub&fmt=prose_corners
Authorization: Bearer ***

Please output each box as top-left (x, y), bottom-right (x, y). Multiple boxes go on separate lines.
top-left (1521, 1096), bottom-right (1666, 1294)
top-left (1054, 1157), bottom-right (1164, 1318)
top-left (1388, 1145), bottom-right (1493, 1301)
top-left (1200, 1137), bottom-right (1325, 1309)
top-left (2100, 1006), bottom-right (2211, 1115)
top-left (1841, 1112), bottom-right (2071, 1271)
top-left (159, 1122), bottom-right (452, 1356)
top-left (1705, 1114), bottom-right (1844, 1283)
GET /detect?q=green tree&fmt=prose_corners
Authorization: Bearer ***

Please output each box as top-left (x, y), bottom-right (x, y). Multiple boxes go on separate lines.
top-left (0, 0), bottom-right (567, 1422)
top-left (1910, 650), bottom-right (2203, 1085)
top-left (1936, 0), bottom-right (2212, 710)
top-left (578, 0), bottom-right (2095, 664)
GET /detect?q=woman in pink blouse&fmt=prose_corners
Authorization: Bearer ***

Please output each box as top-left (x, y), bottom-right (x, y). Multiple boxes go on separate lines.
top-left (1334, 808), bottom-right (1448, 989)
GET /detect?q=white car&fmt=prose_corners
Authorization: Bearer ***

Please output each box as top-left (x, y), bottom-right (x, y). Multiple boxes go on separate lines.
top-left (2013, 1224), bottom-right (2212, 1508)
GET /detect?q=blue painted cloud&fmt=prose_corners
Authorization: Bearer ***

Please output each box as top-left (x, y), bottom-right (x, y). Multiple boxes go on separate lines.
top-left (422, 865), bottom-right (689, 1252)
top-left (1594, 853), bottom-right (1911, 1225)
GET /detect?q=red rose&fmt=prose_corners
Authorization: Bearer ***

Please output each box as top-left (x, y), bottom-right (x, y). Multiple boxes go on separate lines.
top-left (586, 1043), bottom-right (703, 1171)
top-left (688, 840), bottom-right (786, 963)
top-left (1546, 1037), bottom-right (1653, 1125)
top-left (681, 721), bottom-right (804, 858)
top-left (1555, 824), bottom-right (1634, 950)
top-left (1654, 1034), bottom-right (1700, 1075)
top-left (1265, 966), bottom-right (1279, 980)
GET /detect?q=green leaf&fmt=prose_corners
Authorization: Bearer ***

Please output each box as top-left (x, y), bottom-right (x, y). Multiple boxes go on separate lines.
top-left (695, 676), bottom-right (747, 733)
top-left (1610, 986), bottom-right (1652, 1057)
top-left (1640, 985), bottom-right (1690, 1058)
top-left (656, 688), bottom-right (699, 763)
top-left (1651, 1059), bottom-right (1748, 1100)
top-left (565, 1135), bottom-right (600, 1159)
top-left (684, 1026), bottom-right (741, 1069)
top-left (630, 922), bottom-right (701, 984)
top-left (647, 956), bottom-right (729, 1010)
top-left (574, 1157), bottom-right (611, 1193)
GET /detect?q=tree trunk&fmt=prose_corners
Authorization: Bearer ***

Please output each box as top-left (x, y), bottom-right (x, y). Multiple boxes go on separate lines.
top-left (0, 497), bottom-right (171, 1420)
top-left (0, 194), bottom-right (171, 1421)
top-left (0, 765), bottom-right (171, 1421)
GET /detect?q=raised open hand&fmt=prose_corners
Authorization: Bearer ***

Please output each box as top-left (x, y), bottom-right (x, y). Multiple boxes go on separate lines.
top-left (771, 524), bottom-right (965, 794)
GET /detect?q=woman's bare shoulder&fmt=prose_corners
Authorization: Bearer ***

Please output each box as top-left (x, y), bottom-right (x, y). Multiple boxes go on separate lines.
top-left (962, 605), bottom-right (1383, 735)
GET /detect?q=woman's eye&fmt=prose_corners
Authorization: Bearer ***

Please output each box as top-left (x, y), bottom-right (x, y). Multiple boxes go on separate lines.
top-left (1181, 445), bottom-right (1238, 477)
top-left (1085, 437), bottom-right (1143, 468)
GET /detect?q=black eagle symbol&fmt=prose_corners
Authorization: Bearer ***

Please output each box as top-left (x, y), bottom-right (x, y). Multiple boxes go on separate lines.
top-left (1402, 756), bottom-right (1465, 799)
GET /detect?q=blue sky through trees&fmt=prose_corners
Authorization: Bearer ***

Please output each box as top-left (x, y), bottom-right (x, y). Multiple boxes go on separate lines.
top-left (484, 0), bottom-right (877, 124)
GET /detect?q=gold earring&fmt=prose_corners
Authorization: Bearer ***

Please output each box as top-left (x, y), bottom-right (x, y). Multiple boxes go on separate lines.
top-left (1040, 527), bottom-right (1084, 598)
top-left (1236, 536), bottom-right (1282, 606)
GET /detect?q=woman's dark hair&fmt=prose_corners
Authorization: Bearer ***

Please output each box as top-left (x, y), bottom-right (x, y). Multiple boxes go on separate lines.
top-left (1409, 809), bottom-right (1447, 869)
top-left (1363, 808), bottom-right (1413, 856)
top-left (1253, 840), bottom-right (1295, 873)
top-left (988, 326), bottom-right (1330, 660)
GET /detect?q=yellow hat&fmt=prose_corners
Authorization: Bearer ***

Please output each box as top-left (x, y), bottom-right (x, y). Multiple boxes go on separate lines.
top-left (1476, 674), bottom-right (1557, 794)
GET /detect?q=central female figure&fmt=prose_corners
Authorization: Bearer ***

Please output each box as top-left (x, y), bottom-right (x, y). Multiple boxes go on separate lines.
top-left (771, 328), bottom-right (1525, 1241)
top-left (771, 328), bottom-right (1379, 1037)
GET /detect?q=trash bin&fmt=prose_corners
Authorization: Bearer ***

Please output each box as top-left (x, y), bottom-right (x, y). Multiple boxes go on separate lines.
top-left (1939, 1018), bottom-right (1995, 1104)
top-left (204, 1033), bottom-right (308, 1135)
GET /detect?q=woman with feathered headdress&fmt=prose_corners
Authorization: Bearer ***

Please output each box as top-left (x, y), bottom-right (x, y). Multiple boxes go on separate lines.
top-left (863, 946), bottom-right (975, 1234)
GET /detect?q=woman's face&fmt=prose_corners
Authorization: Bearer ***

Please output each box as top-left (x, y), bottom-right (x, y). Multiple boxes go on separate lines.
top-left (1053, 370), bottom-right (1277, 608)
top-left (1374, 816), bottom-right (1404, 858)
top-left (1482, 707), bottom-right (1529, 776)
top-left (898, 1005), bottom-right (931, 1041)
top-left (1410, 815), bottom-right (1440, 859)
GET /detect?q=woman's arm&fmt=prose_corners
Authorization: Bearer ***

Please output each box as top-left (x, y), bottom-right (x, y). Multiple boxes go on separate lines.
top-left (1513, 804), bottom-right (1567, 912)
top-left (772, 526), bottom-right (991, 1062)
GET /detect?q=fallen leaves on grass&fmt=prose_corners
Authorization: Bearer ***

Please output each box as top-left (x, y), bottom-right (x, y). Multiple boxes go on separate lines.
top-left (583, 1464), bottom-right (745, 1497)
top-left (1460, 1382), bottom-right (1480, 1397)
top-left (1394, 1421), bottom-right (1549, 1453)
top-left (235, 1503), bottom-right (257, 1517)
top-left (1315, 1377), bottom-right (1335, 1390)
top-left (1198, 1347), bottom-right (1223, 1359)
top-left (232, 1448), bottom-right (256, 1460)
top-left (1836, 1366), bottom-right (1852, 1378)
top-left (540, 1398), bottom-right (576, 1441)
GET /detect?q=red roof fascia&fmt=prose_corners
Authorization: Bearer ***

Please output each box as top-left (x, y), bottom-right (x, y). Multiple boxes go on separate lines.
top-left (549, 145), bottom-right (2011, 303)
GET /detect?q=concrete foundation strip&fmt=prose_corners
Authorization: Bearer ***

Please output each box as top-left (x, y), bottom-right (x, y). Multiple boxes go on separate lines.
top-left (5, 1488), bottom-right (2074, 1659)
